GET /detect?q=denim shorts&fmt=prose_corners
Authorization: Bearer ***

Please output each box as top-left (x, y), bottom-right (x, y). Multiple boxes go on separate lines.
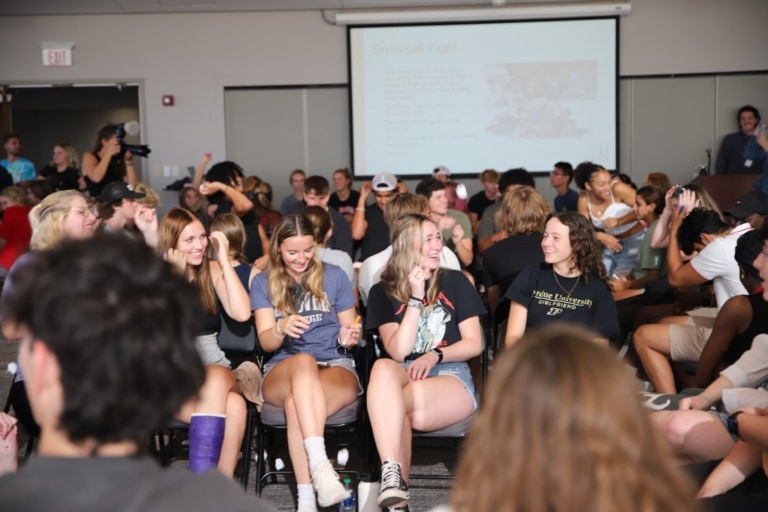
top-left (400, 360), bottom-right (478, 412)
top-left (712, 410), bottom-right (739, 441)
top-left (263, 356), bottom-right (363, 397)
top-left (603, 229), bottom-right (645, 277)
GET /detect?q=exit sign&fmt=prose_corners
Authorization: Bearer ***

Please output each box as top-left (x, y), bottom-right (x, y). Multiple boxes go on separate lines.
top-left (42, 48), bottom-right (72, 66)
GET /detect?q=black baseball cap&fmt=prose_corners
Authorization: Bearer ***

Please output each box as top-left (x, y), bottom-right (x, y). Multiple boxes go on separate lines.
top-left (726, 191), bottom-right (768, 219)
top-left (98, 181), bottom-right (146, 203)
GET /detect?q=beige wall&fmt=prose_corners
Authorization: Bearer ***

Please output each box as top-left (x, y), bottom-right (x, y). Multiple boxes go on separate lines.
top-left (0, 0), bottom-right (767, 202)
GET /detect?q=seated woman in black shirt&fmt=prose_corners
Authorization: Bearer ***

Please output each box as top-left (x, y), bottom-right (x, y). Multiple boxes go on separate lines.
top-left (504, 211), bottom-right (619, 347)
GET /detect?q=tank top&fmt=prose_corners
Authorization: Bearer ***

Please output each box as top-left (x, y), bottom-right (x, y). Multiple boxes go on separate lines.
top-left (724, 291), bottom-right (768, 364)
top-left (586, 189), bottom-right (637, 236)
top-left (85, 153), bottom-right (124, 198)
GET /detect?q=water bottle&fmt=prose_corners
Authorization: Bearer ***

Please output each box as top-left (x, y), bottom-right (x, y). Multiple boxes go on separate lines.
top-left (339, 477), bottom-right (356, 512)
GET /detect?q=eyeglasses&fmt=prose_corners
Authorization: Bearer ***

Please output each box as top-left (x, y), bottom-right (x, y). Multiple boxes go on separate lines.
top-left (550, 171), bottom-right (564, 176)
top-left (67, 207), bottom-right (98, 219)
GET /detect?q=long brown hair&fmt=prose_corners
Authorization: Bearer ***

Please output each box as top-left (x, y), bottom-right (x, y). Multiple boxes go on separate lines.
top-left (381, 214), bottom-right (443, 304)
top-left (549, 211), bottom-right (607, 282)
top-left (267, 213), bottom-right (327, 316)
top-left (157, 208), bottom-right (216, 314)
top-left (210, 213), bottom-right (247, 264)
top-left (452, 324), bottom-right (701, 512)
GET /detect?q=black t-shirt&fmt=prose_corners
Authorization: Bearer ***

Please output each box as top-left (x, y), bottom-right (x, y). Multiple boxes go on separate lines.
top-left (467, 191), bottom-right (495, 220)
top-left (39, 165), bottom-right (80, 191)
top-left (505, 262), bottom-right (620, 342)
top-left (724, 292), bottom-right (768, 364)
top-left (366, 270), bottom-right (487, 359)
top-left (85, 154), bottom-right (124, 198)
top-left (482, 233), bottom-right (544, 294)
top-left (329, 190), bottom-right (360, 219)
top-left (360, 205), bottom-right (389, 261)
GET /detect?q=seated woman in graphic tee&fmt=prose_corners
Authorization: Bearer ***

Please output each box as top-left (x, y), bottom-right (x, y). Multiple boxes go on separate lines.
top-left (504, 210), bottom-right (619, 347)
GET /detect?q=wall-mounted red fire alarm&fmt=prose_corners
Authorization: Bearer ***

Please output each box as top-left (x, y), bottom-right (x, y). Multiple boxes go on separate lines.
top-left (162, 95), bottom-right (175, 106)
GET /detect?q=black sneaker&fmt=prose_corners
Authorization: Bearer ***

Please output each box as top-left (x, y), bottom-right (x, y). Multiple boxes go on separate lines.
top-left (377, 460), bottom-right (409, 508)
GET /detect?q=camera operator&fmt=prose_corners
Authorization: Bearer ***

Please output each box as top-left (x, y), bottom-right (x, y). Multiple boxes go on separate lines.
top-left (82, 123), bottom-right (138, 198)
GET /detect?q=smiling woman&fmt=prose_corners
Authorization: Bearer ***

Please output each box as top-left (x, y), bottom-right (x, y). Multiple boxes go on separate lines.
top-left (365, 213), bottom-right (486, 509)
top-left (249, 212), bottom-right (361, 511)
top-left (157, 207), bottom-right (251, 477)
top-left (504, 211), bottom-right (620, 348)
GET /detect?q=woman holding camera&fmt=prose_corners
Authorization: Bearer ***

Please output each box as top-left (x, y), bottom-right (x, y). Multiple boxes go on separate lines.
top-left (82, 123), bottom-right (138, 198)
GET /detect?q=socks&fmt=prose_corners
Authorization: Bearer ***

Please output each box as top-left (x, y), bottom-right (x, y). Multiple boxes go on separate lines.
top-left (297, 483), bottom-right (317, 511)
top-left (188, 413), bottom-right (225, 474)
top-left (303, 436), bottom-right (328, 473)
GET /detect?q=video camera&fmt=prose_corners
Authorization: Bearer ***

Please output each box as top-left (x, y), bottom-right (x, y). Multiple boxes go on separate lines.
top-left (115, 122), bottom-right (151, 158)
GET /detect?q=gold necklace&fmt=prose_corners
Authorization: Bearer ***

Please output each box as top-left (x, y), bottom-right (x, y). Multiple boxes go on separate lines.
top-left (553, 269), bottom-right (579, 298)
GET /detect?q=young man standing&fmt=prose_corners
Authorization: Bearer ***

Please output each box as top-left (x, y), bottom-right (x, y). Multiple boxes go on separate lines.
top-left (550, 161), bottom-right (579, 212)
top-left (1, 134), bottom-right (36, 183)
top-left (0, 235), bottom-right (275, 512)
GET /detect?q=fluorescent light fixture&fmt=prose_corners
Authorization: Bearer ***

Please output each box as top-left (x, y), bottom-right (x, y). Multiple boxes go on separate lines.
top-left (331, 2), bottom-right (630, 25)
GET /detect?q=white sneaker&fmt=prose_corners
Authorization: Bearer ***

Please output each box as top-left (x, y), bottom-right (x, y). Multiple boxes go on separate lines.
top-left (311, 460), bottom-right (347, 507)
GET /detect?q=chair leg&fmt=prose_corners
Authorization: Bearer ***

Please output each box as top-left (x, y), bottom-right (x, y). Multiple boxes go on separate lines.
top-left (239, 402), bottom-right (255, 490)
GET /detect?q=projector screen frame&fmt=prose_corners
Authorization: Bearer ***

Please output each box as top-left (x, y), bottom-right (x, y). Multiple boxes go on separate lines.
top-left (346, 16), bottom-right (620, 180)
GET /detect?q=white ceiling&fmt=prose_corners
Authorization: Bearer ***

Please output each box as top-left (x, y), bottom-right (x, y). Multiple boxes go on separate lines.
top-left (0, 0), bottom-right (607, 16)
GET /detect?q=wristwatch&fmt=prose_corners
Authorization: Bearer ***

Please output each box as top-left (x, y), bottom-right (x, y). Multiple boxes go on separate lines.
top-left (431, 347), bottom-right (443, 364)
top-left (726, 411), bottom-right (745, 439)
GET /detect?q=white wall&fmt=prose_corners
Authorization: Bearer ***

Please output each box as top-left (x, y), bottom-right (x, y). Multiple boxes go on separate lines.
top-left (0, 0), bottom-right (767, 203)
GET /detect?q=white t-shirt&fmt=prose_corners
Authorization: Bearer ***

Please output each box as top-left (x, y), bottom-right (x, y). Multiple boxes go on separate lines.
top-left (690, 223), bottom-right (752, 307)
top-left (358, 246), bottom-right (460, 306)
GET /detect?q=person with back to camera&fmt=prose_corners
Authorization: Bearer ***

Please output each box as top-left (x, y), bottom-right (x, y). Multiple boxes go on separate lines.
top-left (716, 105), bottom-right (764, 176)
top-left (303, 205), bottom-right (356, 292)
top-left (504, 211), bottom-right (619, 348)
top-left (250, 213), bottom-right (361, 512)
top-left (157, 208), bottom-right (251, 477)
top-left (476, 167), bottom-right (535, 254)
top-left (0, 234), bottom-right (276, 512)
top-left (575, 161), bottom-right (643, 277)
top-left (366, 213), bottom-right (485, 511)
top-left (38, 142), bottom-right (81, 191)
top-left (81, 123), bottom-right (138, 198)
top-left (446, 324), bottom-right (701, 512)
top-left (482, 185), bottom-right (550, 316)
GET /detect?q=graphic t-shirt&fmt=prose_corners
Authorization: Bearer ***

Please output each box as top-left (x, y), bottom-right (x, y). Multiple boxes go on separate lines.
top-left (506, 262), bottom-right (620, 342)
top-left (366, 270), bottom-right (486, 359)
top-left (250, 263), bottom-right (356, 365)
